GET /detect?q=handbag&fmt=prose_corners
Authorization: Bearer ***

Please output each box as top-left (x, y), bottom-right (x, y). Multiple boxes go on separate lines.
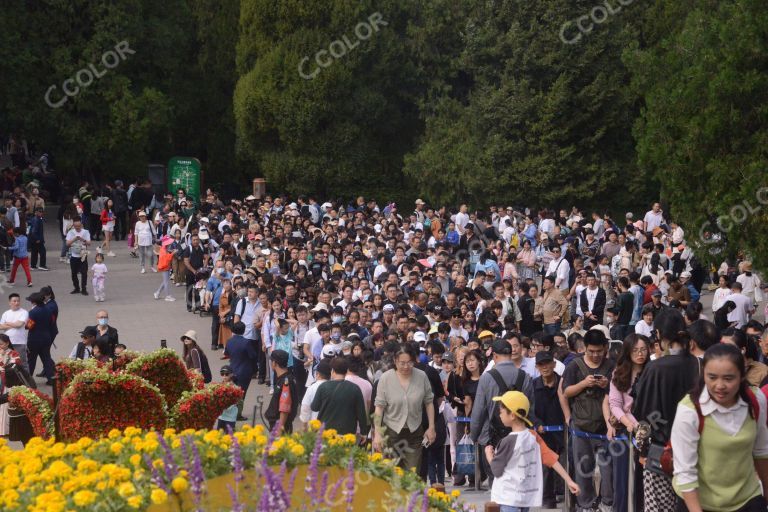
top-left (127, 232), bottom-right (135, 248)
top-left (455, 434), bottom-right (476, 476)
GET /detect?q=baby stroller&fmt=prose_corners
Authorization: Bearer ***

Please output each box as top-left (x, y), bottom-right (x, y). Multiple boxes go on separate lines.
top-left (193, 267), bottom-right (212, 316)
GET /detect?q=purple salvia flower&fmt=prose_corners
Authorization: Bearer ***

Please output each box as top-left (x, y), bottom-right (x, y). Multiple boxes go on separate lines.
top-left (157, 433), bottom-right (179, 482)
top-left (406, 490), bottom-right (420, 512)
top-left (318, 471), bottom-right (329, 507)
top-left (230, 433), bottom-right (244, 483)
top-left (421, 487), bottom-right (429, 512)
top-left (326, 477), bottom-right (343, 508)
top-left (344, 456), bottom-right (355, 512)
top-left (144, 453), bottom-right (169, 492)
top-left (227, 483), bottom-right (244, 512)
top-left (189, 440), bottom-right (206, 512)
top-left (306, 425), bottom-right (324, 505)
top-left (286, 467), bottom-right (298, 495)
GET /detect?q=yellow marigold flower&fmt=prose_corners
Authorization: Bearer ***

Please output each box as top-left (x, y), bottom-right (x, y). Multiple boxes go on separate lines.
top-left (127, 495), bottom-right (143, 509)
top-left (129, 454), bottom-right (142, 467)
top-left (171, 477), bottom-right (188, 493)
top-left (290, 445), bottom-right (305, 457)
top-left (203, 430), bottom-right (221, 443)
top-left (152, 459), bottom-right (165, 470)
top-left (322, 428), bottom-right (337, 439)
top-left (2, 489), bottom-right (20, 507)
top-left (451, 490), bottom-right (461, 498)
top-left (394, 466), bottom-right (404, 477)
top-left (110, 442), bottom-right (123, 455)
top-left (255, 435), bottom-right (268, 446)
top-left (164, 428), bottom-right (176, 437)
top-left (308, 419), bottom-right (322, 430)
top-left (150, 488), bottom-right (168, 504)
top-left (108, 429), bottom-right (121, 439)
top-left (343, 433), bottom-right (357, 444)
top-left (171, 438), bottom-right (182, 449)
top-left (73, 490), bottom-right (97, 506)
top-left (118, 482), bottom-right (136, 497)
top-left (369, 452), bottom-right (383, 462)
top-left (77, 459), bottom-right (98, 473)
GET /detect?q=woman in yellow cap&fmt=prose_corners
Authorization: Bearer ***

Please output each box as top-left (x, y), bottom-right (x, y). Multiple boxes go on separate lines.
top-left (485, 390), bottom-right (579, 511)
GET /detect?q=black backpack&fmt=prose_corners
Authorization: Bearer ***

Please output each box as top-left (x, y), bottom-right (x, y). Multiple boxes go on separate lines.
top-left (488, 368), bottom-right (527, 446)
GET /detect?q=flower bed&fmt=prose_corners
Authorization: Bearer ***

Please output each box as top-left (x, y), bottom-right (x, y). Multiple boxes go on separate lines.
top-left (125, 349), bottom-right (193, 406)
top-left (0, 423), bottom-right (471, 512)
top-left (7, 387), bottom-right (54, 438)
top-left (58, 371), bottom-right (168, 441)
top-left (170, 383), bottom-right (244, 430)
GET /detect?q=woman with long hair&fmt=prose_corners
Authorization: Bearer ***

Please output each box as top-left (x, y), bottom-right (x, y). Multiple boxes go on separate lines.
top-left (671, 343), bottom-right (768, 512)
top-left (180, 330), bottom-right (211, 383)
top-left (217, 278), bottom-right (235, 354)
top-left (632, 308), bottom-right (700, 511)
top-left (99, 198), bottom-right (116, 257)
top-left (607, 334), bottom-right (650, 512)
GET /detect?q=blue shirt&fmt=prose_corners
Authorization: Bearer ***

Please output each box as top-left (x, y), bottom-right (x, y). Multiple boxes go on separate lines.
top-left (8, 235), bottom-right (28, 258)
top-left (206, 272), bottom-right (231, 306)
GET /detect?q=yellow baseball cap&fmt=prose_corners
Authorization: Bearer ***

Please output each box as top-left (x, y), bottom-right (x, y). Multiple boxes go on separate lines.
top-left (478, 330), bottom-right (494, 339)
top-left (492, 391), bottom-right (532, 427)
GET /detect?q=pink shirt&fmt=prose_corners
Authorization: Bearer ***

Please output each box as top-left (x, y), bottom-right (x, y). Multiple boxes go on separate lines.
top-left (345, 374), bottom-right (372, 410)
top-left (608, 381), bottom-right (637, 427)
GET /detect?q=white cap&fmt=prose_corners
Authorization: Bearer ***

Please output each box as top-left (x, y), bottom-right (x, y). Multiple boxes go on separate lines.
top-left (312, 303), bottom-right (328, 312)
top-left (200, 217), bottom-right (210, 223)
top-left (322, 344), bottom-right (339, 358)
top-left (321, 202), bottom-right (332, 210)
top-left (413, 331), bottom-right (427, 343)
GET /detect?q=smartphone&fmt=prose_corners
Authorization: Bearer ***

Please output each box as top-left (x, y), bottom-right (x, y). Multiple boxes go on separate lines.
top-left (422, 438), bottom-right (431, 448)
top-left (593, 374), bottom-right (604, 380)
top-left (160, 339), bottom-right (167, 349)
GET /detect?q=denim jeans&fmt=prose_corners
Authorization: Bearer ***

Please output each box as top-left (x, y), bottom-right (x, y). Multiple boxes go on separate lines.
top-left (499, 506), bottom-right (529, 512)
top-left (612, 438), bottom-right (629, 512)
top-left (426, 442), bottom-right (445, 485)
top-left (543, 321), bottom-right (562, 335)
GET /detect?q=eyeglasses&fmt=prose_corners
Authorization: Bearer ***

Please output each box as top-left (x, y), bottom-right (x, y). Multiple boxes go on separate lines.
top-left (632, 348), bottom-right (649, 354)
top-left (396, 360), bottom-right (414, 367)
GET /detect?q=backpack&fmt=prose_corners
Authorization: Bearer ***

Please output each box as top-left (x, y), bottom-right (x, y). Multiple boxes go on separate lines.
top-left (488, 368), bottom-right (527, 446)
top-left (157, 246), bottom-right (173, 271)
top-left (570, 358), bottom-right (611, 433)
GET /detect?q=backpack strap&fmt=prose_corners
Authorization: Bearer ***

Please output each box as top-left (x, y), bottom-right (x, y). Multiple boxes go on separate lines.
top-left (489, 368), bottom-right (509, 395)
top-left (512, 368), bottom-right (526, 392)
top-left (691, 396), bottom-right (706, 435)
top-left (746, 387), bottom-right (761, 424)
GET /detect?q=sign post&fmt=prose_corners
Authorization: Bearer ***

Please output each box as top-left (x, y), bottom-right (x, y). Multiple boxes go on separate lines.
top-left (167, 157), bottom-right (202, 204)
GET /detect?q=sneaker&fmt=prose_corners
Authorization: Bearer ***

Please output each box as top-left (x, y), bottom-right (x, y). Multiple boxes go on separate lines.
top-left (164, 296), bottom-right (176, 302)
top-left (37, 266), bottom-right (49, 271)
top-left (70, 289), bottom-right (80, 294)
top-left (6, 281), bottom-right (13, 286)
top-left (81, 290), bottom-right (88, 296)
top-left (27, 282), bottom-right (32, 287)
top-left (107, 251), bottom-right (116, 257)
top-left (268, 388), bottom-right (274, 395)
top-left (175, 283), bottom-right (183, 287)
top-left (210, 345), bottom-right (219, 351)
top-left (153, 291), bottom-right (160, 300)
top-left (151, 267), bottom-right (157, 273)
top-left (30, 266), bottom-right (37, 270)
top-left (140, 268), bottom-right (146, 274)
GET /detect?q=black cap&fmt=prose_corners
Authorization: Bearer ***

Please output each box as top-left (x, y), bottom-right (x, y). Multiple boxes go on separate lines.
top-left (491, 339), bottom-right (512, 355)
top-left (535, 351), bottom-right (554, 364)
top-left (80, 326), bottom-right (98, 337)
top-left (270, 349), bottom-right (290, 367)
top-left (220, 365), bottom-right (233, 374)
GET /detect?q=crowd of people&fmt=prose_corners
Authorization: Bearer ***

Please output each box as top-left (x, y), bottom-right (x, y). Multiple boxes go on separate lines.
top-left (1, 183), bottom-right (768, 512)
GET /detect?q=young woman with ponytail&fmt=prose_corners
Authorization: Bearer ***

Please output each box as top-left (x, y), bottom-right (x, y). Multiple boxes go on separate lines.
top-left (671, 343), bottom-right (768, 512)
top-left (632, 308), bottom-right (700, 511)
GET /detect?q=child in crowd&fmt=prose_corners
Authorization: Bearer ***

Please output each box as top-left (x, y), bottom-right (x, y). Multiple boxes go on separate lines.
top-left (486, 390), bottom-right (579, 512)
top-left (216, 365), bottom-right (238, 431)
top-left (91, 253), bottom-right (108, 302)
top-left (6, 227), bottom-right (32, 287)
top-left (114, 344), bottom-right (127, 356)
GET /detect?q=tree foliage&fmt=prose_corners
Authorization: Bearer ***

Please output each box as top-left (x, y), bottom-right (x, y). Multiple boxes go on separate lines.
top-left (626, 0), bottom-right (768, 268)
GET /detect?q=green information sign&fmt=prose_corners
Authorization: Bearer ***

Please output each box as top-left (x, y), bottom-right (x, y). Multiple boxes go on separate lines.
top-left (168, 157), bottom-right (202, 205)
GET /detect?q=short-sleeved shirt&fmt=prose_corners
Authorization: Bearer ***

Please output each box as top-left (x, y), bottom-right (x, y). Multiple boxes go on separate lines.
top-left (374, 367), bottom-right (434, 433)
top-left (265, 371), bottom-right (298, 432)
top-left (65, 228), bottom-right (91, 258)
top-left (1, 308), bottom-right (29, 345)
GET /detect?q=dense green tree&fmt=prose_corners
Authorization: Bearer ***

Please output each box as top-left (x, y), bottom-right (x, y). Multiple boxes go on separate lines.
top-left (234, 0), bottom-right (425, 201)
top-left (627, 0), bottom-right (768, 269)
top-left (405, 0), bottom-right (654, 211)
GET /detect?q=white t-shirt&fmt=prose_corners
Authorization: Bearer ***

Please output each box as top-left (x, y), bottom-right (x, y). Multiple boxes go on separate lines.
top-left (134, 220), bottom-right (154, 246)
top-left (1, 308), bottom-right (29, 345)
top-left (65, 228), bottom-right (91, 257)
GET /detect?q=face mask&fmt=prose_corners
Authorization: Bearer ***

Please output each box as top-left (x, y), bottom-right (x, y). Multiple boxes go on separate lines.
top-left (331, 333), bottom-right (341, 341)
top-left (73, 198), bottom-right (79, 204)
top-left (217, 268), bottom-right (225, 275)
top-left (332, 316), bottom-right (342, 324)
top-left (98, 318), bottom-right (108, 326)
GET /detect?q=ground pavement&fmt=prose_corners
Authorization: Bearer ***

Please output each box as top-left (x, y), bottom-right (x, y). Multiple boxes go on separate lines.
top-left (6, 211), bottom-right (742, 511)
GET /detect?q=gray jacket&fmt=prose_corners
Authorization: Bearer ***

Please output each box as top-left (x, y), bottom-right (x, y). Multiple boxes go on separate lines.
top-left (469, 360), bottom-right (538, 445)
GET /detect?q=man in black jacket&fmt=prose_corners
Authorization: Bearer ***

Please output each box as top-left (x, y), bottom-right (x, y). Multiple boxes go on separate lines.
top-left (111, 180), bottom-right (129, 241)
top-left (579, 272), bottom-right (606, 329)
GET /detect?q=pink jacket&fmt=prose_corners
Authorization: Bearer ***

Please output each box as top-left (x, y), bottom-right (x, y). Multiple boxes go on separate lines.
top-left (608, 381), bottom-right (637, 427)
